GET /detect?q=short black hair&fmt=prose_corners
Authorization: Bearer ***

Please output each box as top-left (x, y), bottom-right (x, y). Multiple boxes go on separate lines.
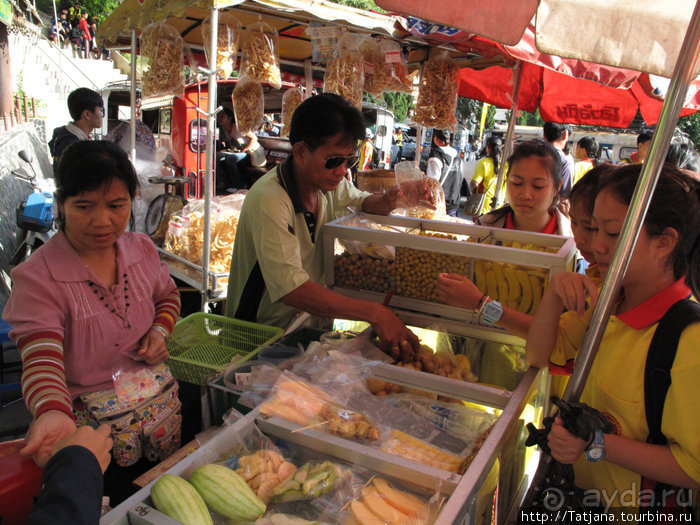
top-left (67, 87), bottom-right (103, 121)
top-left (55, 141), bottom-right (138, 227)
top-left (637, 130), bottom-right (653, 145)
top-left (433, 129), bottom-right (450, 143)
top-left (289, 93), bottom-right (364, 150)
top-left (543, 122), bottom-right (569, 143)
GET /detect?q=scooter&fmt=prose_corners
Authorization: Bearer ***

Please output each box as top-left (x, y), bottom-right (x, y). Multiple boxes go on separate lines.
top-left (9, 150), bottom-right (56, 266)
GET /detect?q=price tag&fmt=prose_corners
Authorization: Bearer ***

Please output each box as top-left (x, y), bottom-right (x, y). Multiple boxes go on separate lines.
top-left (385, 49), bottom-right (401, 63)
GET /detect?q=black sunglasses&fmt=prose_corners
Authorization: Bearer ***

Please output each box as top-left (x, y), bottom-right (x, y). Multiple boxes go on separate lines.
top-left (324, 154), bottom-right (360, 170)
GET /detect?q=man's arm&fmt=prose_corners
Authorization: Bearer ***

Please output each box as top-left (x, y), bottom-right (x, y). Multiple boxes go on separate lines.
top-left (283, 280), bottom-right (419, 350)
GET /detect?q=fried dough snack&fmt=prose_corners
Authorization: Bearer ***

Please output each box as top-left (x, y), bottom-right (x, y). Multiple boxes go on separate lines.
top-left (233, 76), bottom-right (264, 133)
top-left (280, 87), bottom-right (304, 138)
top-left (240, 29), bottom-right (282, 89)
top-left (324, 53), bottom-right (364, 109)
top-left (201, 13), bottom-right (240, 79)
top-left (360, 38), bottom-right (387, 97)
top-left (141, 21), bottom-right (185, 97)
top-left (414, 52), bottom-right (460, 129)
top-left (383, 40), bottom-right (415, 93)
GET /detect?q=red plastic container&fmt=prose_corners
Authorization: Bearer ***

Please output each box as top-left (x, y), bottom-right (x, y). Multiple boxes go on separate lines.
top-left (0, 440), bottom-right (43, 525)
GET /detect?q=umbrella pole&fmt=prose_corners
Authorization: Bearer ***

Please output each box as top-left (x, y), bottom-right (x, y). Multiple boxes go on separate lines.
top-left (201, 6), bottom-right (219, 312)
top-left (493, 62), bottom-right (521, 209)
top-left (130, 28), bottom-right (137, 164)
top-left (562, 1), bottom-right (700, 402)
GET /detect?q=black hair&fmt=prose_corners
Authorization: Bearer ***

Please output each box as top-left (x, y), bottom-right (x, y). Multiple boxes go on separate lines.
top-left (54, 141), bottom-right (139, 228)
top-left (289, 93), bottom-right (365, 150)
top-left (598, 163), bottom-right (700, 295)
top-left (67, 87), bottom-right (103, 121)
top-left (220, 107), bottom-right (234, 121)
top-left (433, 129), bottom-right (449, 144)
top-left (543, 122), bottom-right (569, 143)
top-left (577, 136), bottom-right (599, 159)
top-left (637, 130), bottom-right (653, 145)
top-left (570, 164), bottom-right (614, 217)
top-left (484, 135), bottom-right (503, 175)
top-left (666, 138), bottom-right (699, 172)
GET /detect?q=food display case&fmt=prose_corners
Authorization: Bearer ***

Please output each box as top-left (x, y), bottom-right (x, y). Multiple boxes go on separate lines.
top-left (101, 342), bottom-right (548, 525)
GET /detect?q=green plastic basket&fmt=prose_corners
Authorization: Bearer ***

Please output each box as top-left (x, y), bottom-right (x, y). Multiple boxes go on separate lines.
top-left (166, 313), bottom-right (283, 385)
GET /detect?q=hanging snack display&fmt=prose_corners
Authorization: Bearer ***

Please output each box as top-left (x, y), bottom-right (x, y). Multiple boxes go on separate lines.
top-left (324, 32), bottom-right (365, 109)
top-left (280, 86), bottom-right (305, 138)
top-left (383, 40), bottom-right (414, 93)
top-left (201, 12), bottom-right (241, 79)
top-left (140, 21), bottom-right (186, 98)
top-left (360, 37), bottom-right (388, 97)
top-left (233, 76), bottom-right (264, 133)
top-left (413, 51), bottom-right (460, 129)
top-left (239, 22), bottom-right (282, 89)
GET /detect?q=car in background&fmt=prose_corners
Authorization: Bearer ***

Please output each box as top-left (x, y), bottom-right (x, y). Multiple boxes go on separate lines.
top-left (390, 125), bottom-right (417, 165)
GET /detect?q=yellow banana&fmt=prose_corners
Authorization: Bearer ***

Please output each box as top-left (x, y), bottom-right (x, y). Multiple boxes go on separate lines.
top-left (515, 269), bottom-right (532, 313)
top-left (486, 269), bottom-right (499, 299)
top-left (503, 266), bottom-right (521, 309)
top-left (474, 260), bottom-right (487, 294)
top-left (492, 263), bottom-right (509, 303)
top-left (529, 273), bottom-right (543, 313)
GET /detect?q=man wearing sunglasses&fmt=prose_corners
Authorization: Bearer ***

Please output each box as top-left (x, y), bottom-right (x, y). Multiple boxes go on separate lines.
top-left (226, 93), bottom-right (430, 351)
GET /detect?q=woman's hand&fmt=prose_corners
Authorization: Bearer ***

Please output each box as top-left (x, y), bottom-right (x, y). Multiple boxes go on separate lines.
top-left (135, 327), bottom-right (170, 365)
top-left (53, 424), bottom-right (113, 473)
top-left (21, 410), bottom-right (77, 468)
top-left (548, 272), bottom-right (599, 317)
top-left (436, 273), bottom-right (482, 309)
top-left (547, 417), bottom-right (590, 464)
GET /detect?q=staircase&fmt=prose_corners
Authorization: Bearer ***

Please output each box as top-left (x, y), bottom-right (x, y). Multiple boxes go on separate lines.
top-left (9, 32), bottom-right (129, 133)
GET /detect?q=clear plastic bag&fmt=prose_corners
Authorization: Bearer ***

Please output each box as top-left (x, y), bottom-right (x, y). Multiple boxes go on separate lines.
top-left (280, 86), bottom-right (305, 138)
top-left (233, 75), bottom-right (265, 133)
top-left (383, 39), bottom-right (415, 93)
top-left (414, 51), bottom-right (459, 129)
top-left (239, 21), bottom-right (282, 89)
top-left (201, 12), bottom-right (241, 79)
top-left (140, 20), bottom-right (185, 98)
top-left (360, 37), bottom-right (387, 97)
top-left (324, 31), bottom-right (364, 109)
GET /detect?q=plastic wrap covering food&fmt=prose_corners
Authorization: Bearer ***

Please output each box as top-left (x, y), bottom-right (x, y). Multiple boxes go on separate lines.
top-left (258, 371), bottom-right (381, 440)
top-left (239, 22), bottom-right (282, 89)
top-left (344, 477), bottom-right (431, 525)
top-left (163, 193), bottom-right (245, 288)
top-left (201, 12), bottom-right (241, 79)
top-left (383, 40), bottom-right (415, 93)
top-left (324, 32), bottom-right (364, 109)
top-left (280, 86), bottom-right (305, 138)
top-left (356, 168), bottom-right (396, 194)
top-left (360, 37), bottom-right (387, 97)
top-left (413, 51), bottom-right (459, 129)
top-left (233, 75), bottom-right (264, 133)
top-left (140, 21), bottom-right (185, 98)
top-left (400, 176), bottom-right (446, 220)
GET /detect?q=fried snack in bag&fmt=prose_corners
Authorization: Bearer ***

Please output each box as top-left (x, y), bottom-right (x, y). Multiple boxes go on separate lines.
top-left (140, 21), bottom-right (185, 98)
top-left (201, 12), bottom-right (241, 79)
top-left (233, 76), bottom-right (264, 133)
top-left (280, 86), bottom-right (305, 138)
top-left (383, 40), bottom-right (415, 93)
top-left (414, 51), bottom-right (459, 129)
top-left (239, 22), bottom-right (282, 89)
top-left (324, 32), bottom-right (364, 109)
top-left (360, 37), bottom-right (387, 97)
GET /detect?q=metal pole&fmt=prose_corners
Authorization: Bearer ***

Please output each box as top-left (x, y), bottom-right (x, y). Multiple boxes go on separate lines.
top-left (563, 1), bottom-right (700, 401)
top-left (130, 28), bottom-right (137, 163)
top-left (493, 62), bottom-right (522, 209)
top-left (201, 7), bottom-right (219, 311)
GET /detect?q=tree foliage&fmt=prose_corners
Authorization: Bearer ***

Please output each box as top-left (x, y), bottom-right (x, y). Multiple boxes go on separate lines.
top-left (36, 0), bottom-right (119, 23)
top-left (678, 113), bottom-right (700, 151)
top-left (327, 0), bottom-right (385, 12)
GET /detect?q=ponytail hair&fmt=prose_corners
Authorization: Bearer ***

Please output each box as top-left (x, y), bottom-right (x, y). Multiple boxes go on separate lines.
top-left (598, 163), bottom-right (700, 296)
top-left (485, 136), bottom-right (502, 174)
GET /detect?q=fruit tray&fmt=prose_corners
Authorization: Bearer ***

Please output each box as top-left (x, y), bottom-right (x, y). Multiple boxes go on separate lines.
top-left (101, 362), bottom-right (548, 525)
top-left (322, 212), bottom-right (577, 326)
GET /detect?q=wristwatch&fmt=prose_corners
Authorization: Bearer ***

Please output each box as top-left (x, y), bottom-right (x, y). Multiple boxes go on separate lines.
top-left (481, 299), bottom-right (504, 325)
top-left (586, 429), bottom-right (605, 461)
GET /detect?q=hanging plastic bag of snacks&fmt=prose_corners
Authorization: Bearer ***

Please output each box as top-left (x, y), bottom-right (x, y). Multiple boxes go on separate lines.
top-left (140, 21), bottom-right (186, 98)
top-left (383, 40), bottom-right (415, 93)
top-left (324, 32), bottom-right (365, 109)
top-left (413, 50), bottom-right (459, 129)
top-left (201, 12), bottom-right (241, 79)
top-left (239, 20), bottom-right (282, 89)
top-left (280, 86), bottom-right (305, 138)
top-left (233, 75), bottom-right (264, 133)
top-left (360, 37), bottom-right (387, 97)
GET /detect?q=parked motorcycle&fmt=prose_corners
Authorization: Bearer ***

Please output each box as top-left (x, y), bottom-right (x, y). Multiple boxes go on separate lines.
top-left (9, 150), bottom-right (56, 266)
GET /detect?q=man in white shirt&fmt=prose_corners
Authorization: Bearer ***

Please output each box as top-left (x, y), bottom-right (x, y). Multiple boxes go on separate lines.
top-left (426, 129), bottom-right (461, 216)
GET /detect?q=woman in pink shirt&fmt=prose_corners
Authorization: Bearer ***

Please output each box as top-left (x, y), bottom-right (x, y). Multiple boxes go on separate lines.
top-left (4, 141), bottom-right (181, 504)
